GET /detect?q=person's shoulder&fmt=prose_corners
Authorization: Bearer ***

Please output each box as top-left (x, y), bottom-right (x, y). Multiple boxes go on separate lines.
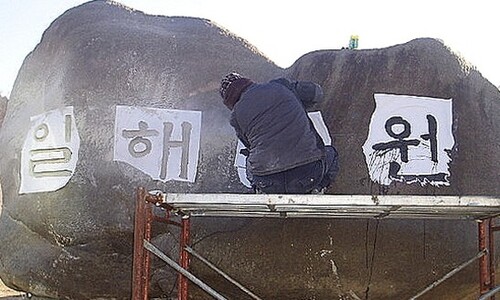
top-left (239, 80), bottom-right (292, 101)
top-left (263, 79), bottom-right (293, 92)
top-left (243, 81), bottom-right (280, 93)
top-left (269, 78), bottom-right (293, 87)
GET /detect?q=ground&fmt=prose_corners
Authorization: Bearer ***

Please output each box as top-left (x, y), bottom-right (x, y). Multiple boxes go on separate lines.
top-left (0, 279), bottom-right (23, 299)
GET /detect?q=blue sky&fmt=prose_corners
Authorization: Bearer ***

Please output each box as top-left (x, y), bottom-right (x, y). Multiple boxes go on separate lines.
top-left (1, 0), bottom-right (499, 97)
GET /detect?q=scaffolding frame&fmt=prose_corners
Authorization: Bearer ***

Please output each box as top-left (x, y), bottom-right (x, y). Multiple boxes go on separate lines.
top-left (132, 187), bottom-right (500, 299)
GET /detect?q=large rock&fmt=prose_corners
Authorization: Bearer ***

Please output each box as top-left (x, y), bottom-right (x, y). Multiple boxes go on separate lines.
top-left (0, 1), bottom-right (279, 299)
top-left (0, 95), bottom-right (6, 129)
top-left (0, 0), bottom-right (498, 299)
top-left (287, 39), bottom-right (500, 195)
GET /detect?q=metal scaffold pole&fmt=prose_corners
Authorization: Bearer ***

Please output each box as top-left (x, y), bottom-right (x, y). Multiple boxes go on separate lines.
top-left (132, 188), bottom-right (500, 299)
top-left (144, 240), bottom-right (227, 300)
top-left (132, 187), bottom-right (153, 300)
top-left (179, 215), bottom-right (191, 300)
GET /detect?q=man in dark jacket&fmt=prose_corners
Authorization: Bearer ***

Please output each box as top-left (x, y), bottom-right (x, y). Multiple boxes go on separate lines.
top-left (220, 72), bottom-right (339, 194)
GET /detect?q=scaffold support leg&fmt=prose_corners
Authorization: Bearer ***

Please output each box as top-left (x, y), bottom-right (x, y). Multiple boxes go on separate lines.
top-left (132, 187), bottom-right (153, 300)
top-left (479, 218), bottom-right (497, 299)
top-left (179, 216), bottom-right (191, 300)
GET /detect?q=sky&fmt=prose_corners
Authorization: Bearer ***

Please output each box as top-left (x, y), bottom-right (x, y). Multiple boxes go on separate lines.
top-left (0, 0), bottom-right (499, 98)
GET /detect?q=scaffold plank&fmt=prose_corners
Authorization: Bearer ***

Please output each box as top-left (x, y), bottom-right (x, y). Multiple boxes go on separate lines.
top-left (157, 193), bottom-right (500, 220)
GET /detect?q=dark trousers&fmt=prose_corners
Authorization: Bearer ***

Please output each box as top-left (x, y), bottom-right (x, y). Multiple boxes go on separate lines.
top-left (251, 146), bottom-right (339, 194)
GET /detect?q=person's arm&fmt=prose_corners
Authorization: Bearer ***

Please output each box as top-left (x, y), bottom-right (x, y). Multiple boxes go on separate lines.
top-left (272, 78), bottom-right (324, 109)
top-left (293, 81), bottom-right (324, 109)
top-left (230, 115), bottom-right (251, 155)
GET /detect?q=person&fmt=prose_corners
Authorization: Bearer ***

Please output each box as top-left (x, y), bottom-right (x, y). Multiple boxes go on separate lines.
top-left (219, 72), bottom-right (339, 194)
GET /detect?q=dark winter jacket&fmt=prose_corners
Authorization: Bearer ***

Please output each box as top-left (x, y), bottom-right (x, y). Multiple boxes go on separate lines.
top-left (230, 80), bottom-right (325, 176)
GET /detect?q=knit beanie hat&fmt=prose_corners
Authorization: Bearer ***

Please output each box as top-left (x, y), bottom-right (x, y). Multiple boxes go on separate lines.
top-left (219, 72), bottom-right (242, 99)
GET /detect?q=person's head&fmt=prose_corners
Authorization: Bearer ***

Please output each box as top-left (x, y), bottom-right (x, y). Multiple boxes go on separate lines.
top-left (219, 72), bottom-right (253, 110)
top-left (219, 72), bottom-right (242, 99)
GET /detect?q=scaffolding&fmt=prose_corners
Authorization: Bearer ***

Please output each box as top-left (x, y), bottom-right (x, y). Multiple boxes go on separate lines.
top-left (132, 187), bottom-right (500, 299)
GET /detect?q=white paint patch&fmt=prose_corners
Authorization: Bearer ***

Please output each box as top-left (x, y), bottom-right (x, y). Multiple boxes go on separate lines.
top-left (114, 106), bottom-right (201, 182)
top-left (330, 259), bottom-right (338, 275)
top-left (307, 111), bottom-right (332, 146)
top-left (348, 290), bottom-right (362, 300)
top-left (362, 94), bottom-right (455, 186)
top-left (234, 140), bottom-right (251, 188)
top-left (20, 107), bottom-right (80, 194)
top-left (234, 111), bottom-right (332, 187)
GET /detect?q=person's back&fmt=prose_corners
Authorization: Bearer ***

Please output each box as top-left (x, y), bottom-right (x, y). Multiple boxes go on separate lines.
top-left (220, 72), bottom-right (339, 194)
top-left (231, 81), bottom-right (324, 176)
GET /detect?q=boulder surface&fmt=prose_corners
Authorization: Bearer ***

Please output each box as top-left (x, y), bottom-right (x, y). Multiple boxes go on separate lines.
top-left (0, 95), bottom-right (7, 129)
top-left (0, 1), bottom-right (499, 299)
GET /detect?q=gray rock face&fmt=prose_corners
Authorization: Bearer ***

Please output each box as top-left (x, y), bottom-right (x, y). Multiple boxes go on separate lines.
top-left (0, 1), bottom-right (280, 299)
top-left (0, 1), bottom-right (499, 299)
top-left (287, 39), bottom-right (500, 195)
top-left (0, 95), bottom-right (6, 129)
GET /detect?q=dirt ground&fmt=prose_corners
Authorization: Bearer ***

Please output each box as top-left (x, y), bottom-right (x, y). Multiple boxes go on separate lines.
top-left (0, 279), bottom-right (23, 299)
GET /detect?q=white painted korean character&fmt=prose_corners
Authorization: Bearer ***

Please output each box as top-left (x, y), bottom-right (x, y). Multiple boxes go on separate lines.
top-left (20, 107), bottom-right (80, 193)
